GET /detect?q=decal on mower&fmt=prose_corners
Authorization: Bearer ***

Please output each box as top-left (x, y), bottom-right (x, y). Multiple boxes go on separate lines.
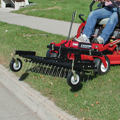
top-left (72, 43), bottom-right (79, 46)
top-left (79, 43), bottom-right (92, 49)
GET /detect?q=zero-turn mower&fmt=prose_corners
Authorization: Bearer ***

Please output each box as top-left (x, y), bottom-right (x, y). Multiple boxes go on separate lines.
top-left (9, 0), bottom-right (120, 89)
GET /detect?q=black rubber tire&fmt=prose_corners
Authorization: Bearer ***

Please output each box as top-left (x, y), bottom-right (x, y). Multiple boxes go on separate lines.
top-left (9, 58), bottom-right (22, 72)
top-left (46, 49), bottom-right (58, 58)
top-left (50, 52), bottom-right (58, 58)
top-left (67, 71), bottom-right (81, 89)
top-left (93, 56), bottom-right (110, 75)
top-left (46, 49), bottom-right (51, 57)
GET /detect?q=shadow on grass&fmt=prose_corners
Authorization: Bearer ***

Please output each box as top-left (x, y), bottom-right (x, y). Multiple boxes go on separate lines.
top-left (70, 74), bottom-right (97, 92)
top-left (70, 83), bottom-right (83, 92)
top-left (18, 65), bottom-right (98, 91)
top-left (19, 72), bottom-right (29, 81)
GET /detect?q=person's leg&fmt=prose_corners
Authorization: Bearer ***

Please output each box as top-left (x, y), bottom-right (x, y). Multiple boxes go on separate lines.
top-left (75, 7), bottom-right (113, 43)
top-left (83, 7), bottom-right (113, 38)
top-left (100, 10), bottom-right (118, 43)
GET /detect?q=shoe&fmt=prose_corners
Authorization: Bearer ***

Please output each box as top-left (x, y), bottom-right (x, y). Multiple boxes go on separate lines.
top-left (92, 36), bottom-right (104, 44)
top-left (74, 34), bottom-right (90, 43)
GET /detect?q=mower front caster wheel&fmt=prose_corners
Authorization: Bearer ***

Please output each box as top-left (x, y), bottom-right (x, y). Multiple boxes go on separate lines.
top-left (46, 49), bottom-right (58, 58)
top-left (67, 71), bottom-right (81, 89)
top-left (9, 58), bottom-right (22, 72)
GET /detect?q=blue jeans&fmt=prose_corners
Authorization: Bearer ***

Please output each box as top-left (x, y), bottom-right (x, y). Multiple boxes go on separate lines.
top-left (83, 7), bottom-right (119, 44)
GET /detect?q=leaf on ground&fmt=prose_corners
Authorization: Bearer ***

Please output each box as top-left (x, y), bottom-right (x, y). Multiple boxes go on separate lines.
top-left (75, 93), bottom-right (78, 97)
top-left (33, 76), bottom-right (37, 80)
top-left (49, 81), bottom-right (53, 85)
top-left (96, 101), bottom-right (99, 104)
top-left (91, 104), bottom-right (94, 107)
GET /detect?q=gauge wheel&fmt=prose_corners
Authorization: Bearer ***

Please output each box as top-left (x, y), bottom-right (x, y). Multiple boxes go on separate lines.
top-left (9, 58), bottom-right (22, 72)
top-left (67, 71), bottom-right (81, 89)
top-left (93, 56), bottom-right (110, 75)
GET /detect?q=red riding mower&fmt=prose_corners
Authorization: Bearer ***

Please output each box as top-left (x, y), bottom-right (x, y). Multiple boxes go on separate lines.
top-left (9, 0), bottom-right (120, 89)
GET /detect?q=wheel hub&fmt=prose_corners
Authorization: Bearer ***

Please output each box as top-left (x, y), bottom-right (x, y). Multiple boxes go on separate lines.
top-left (71, 74), bottom-right (79, 85)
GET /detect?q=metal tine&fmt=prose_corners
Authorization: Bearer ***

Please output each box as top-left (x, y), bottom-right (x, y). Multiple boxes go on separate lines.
top-left (55, 66), bottom-right (58, 76)
top-left (51, 66), bottom-right (54, 76)
top-left (31, 61), bottom-right (36, 72)
top-left (39, 63), bottom-right (43, 73)
top-left (29, 61), bottom-right (34, 72)
top-left (46, 65), bottom-right (51, 75)
top-left (35, 61), bottom-right (38, 73)
top-left (45, 64), bottom-right (49, 75)
top-left (23, 59), bottom-right (29, 72)
top-left (38, 63), bottom-right (43, 73)
top-left (55, 67), bottom-right (59, 77)
top-left (44, 64), bottom-right (48, 74)
top-left (48, 65), bottom-right (53, 75)
top-left (52, 66), bottom-right (56, 76)
top-left (82, 71), bottom-right (85, 82)
top-left (35, 61), bottom-right (39, 73)
top-left (40, 63), bottom-right (46, 74)
top-left (65, 69), bottom-right (70, 78)
top-left (41, 63), bottom-right (45, 74)
top-left (87, 71), bottom-right (92, 80)
top-left (38, 62), bottom-right (42, 73)
top-left (36, 61), bottom-right (39, 73)
top-left (47, 65), bottom-right (51, 75)
top-left (54, 66), bottom-right (58, 76)
top-left (38, 62), bottom-right (43, 73)
top-left (28, 60), bottom-right (33, 71)
top-left (59, 67), bottom-right (63, 77)
top-left (42, 64), bottom-right (46, 74)
top-left (33, 61), bottom-right (37, 73)
top-left (63, 68), bottom-right (67, 78)
top-left (37, 63), bottom-right (41, 73)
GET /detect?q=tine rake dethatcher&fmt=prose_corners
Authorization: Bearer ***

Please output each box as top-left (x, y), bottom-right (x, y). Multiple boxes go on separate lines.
top-left (9, 47), bottom-right (96, 89)
top-left (9, 11), bottom-right (100, 89)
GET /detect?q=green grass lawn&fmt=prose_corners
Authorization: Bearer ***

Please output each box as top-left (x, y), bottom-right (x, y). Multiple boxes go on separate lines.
top-left (1, 0), bottom-right (120, 119)
top-left (0, 21), bottom-right (120, 120)
top-left (12, 0), bottom-right (98, 23)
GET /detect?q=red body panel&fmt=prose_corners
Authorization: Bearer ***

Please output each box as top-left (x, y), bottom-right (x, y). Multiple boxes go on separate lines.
top-left (107, 54), bottom-right (120, 64)
top-left (51, 22), bottom-right (120, 67)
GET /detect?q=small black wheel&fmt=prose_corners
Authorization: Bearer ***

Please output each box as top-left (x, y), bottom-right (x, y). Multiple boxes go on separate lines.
top-left (93, 56), bottom-right (110, 75)
top-left (67, 71), bottom-right (81, 89)
top-left (9, 58), bottom-right (22, 72)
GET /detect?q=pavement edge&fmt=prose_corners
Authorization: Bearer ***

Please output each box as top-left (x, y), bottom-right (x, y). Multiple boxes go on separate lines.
top-left (0, 65), bottom-right (79, 120)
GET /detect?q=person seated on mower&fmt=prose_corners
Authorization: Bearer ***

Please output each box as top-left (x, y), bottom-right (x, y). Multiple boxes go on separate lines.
top-left (76, 0), bottom-right (120, 44)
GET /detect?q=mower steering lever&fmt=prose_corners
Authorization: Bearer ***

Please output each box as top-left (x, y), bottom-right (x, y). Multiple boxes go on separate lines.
top-left (79, 14), bottom-right (85, 23)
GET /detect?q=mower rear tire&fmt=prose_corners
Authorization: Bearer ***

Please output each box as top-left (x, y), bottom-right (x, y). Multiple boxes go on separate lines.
top-left (67, 71), bottom-right (81, 89)
top-left (9, 58), bottom-right (22, 72)
top-left (93, 56), bottom-right (110, 75)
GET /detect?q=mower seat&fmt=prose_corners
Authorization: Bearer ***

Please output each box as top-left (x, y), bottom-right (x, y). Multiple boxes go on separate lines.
top-left (97, 18), bottom-right (109, 25)
top-left (97, 18), bottom-right (119, 27)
